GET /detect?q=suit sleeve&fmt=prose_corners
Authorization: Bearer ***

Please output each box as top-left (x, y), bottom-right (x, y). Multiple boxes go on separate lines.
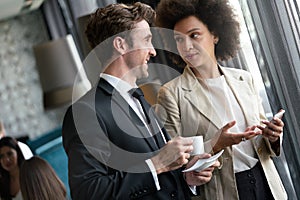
top-left (62, 103), bottom-right (158, 200)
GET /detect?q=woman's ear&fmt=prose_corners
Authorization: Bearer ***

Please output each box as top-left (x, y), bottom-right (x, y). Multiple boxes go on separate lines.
top-left (113, 36), bottom-right (128, 55)
top-left (213, 35), bottom-right (219, 44)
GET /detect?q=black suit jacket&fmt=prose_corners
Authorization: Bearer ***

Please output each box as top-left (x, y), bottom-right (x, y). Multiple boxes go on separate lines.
top-left (62, 78), bottom-right (191, 200)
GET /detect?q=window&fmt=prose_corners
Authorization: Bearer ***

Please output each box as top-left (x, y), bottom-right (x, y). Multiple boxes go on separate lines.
top-left (236, 0), bottom-right (300, 198)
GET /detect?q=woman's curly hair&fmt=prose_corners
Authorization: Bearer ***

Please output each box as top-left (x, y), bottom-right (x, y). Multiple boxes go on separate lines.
top-left (155, 0), bottom-right (241, 67)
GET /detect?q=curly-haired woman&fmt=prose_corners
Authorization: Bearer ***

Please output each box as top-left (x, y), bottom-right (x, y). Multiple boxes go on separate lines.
top-left (155, 0), bottom-right (287, 199)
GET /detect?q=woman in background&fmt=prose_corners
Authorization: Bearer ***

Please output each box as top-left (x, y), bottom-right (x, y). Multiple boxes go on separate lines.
top-left (20, 156), bottom-right (66, 200)
top-left (0, 137), bottom-right (25, 200)
top-left (0, 122), bottom-right (32, 160)
top-left (155, 0), bottom-right (287, 199)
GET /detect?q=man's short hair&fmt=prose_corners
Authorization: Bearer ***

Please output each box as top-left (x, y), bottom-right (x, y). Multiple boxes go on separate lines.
top-left (85, 2), bottom-right (155, 49)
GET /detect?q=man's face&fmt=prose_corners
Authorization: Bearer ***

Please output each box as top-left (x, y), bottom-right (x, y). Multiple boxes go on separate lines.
top-left (123, 20), bottom-right (156, 80)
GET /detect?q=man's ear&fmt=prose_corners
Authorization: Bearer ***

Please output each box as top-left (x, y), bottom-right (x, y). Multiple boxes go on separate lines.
top-left (113, 36), bottom-right (128, 55)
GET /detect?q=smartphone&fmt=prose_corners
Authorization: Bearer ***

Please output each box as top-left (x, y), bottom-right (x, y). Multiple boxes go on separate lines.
top-left (271, 110), bottom-right (285, 123)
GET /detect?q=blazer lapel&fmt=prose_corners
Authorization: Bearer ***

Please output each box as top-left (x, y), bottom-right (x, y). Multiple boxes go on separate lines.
top-left (98, 79), bottom-right (159, 151)
top-left (221, 67), bottom-right (256, 126)
top-left (181, 67), bottom-right (224, 129)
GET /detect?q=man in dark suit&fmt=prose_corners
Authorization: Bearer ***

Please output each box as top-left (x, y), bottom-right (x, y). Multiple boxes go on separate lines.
top-left (62, 2), bottom-right (218, 199)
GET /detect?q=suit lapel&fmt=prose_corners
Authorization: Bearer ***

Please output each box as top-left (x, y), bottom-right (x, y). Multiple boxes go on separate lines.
top-left (181, 67), bottom-right (224, 129)
top-left (98, 79), bottom-right (159, 151)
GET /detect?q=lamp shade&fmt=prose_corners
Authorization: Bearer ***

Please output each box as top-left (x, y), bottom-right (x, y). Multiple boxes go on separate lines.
top-left (33, 35), bottom-right (91, 109)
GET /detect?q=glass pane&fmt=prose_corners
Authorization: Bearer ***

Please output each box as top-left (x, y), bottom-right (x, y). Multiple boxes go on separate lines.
top-left (235, 0), bottom-right (300, 198)
top-left (229, 0), bottom-right (273, 117)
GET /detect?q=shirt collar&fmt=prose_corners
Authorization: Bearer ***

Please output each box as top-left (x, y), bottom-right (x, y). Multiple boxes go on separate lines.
top-left (100, 73), bottom-right (138, 94)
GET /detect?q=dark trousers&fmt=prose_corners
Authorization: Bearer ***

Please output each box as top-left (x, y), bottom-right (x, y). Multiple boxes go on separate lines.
top-left (235, 162), bottom-right (274, 200)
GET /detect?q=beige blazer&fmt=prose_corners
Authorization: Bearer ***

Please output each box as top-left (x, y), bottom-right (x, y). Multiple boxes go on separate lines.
top-left (157, 66), bottom-right (287, 200)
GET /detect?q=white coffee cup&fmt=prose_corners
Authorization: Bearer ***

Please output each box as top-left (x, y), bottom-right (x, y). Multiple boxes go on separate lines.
top-left (188, 136), bottom-right (204, 155)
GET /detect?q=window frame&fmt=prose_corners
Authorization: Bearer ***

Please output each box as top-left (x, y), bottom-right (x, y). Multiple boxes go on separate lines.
top-left (239, 0), bottom-right (300, 198)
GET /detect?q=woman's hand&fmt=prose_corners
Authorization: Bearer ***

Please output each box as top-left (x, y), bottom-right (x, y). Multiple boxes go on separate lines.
top-left (257, 110), bottom-right (285, 143)
top-left (213, 121), bottom-right (261, 153)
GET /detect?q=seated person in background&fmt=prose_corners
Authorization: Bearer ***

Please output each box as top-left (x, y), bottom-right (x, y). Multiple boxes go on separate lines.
top-left (19, 156), bottom-right (66, 200)
top-left (0, 121), bottom-right (32, 160)
top-left (0, 137), bottom-right (25, 200)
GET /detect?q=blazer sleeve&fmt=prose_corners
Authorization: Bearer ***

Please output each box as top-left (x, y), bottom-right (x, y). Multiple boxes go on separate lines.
top-left (62, 103), bottom-right (158, 200)
top-left (249, 73), bottom-right (282, 156)
top-left (156, 85), bottom-right (182, 138)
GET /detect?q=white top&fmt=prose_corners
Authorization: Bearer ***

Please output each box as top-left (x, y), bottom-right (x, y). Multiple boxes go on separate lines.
top-left (12, 190), bottom-right (22, 200)
top-left (205, 75), bottom-right (258, 173)
top-left (18, 141), bottom-right (33, 160)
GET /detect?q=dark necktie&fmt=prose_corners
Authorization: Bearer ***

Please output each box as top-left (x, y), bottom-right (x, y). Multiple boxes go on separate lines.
top-left (129, 88), bottom-right (151, 124)
top-left (129, 88), bottom-right (165, 147)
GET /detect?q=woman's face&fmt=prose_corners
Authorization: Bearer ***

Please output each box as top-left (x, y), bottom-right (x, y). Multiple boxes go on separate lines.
top-left (0, 146), bottom-right (18, 172)
top-left (174, 16), bottom-right (218, 68)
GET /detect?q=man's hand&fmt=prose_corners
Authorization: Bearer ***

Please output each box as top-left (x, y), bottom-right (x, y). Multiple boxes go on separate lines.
top-left (151, 136), bottom-right (193, 174)
top-left (184, 154), bottom-right (220, 186)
